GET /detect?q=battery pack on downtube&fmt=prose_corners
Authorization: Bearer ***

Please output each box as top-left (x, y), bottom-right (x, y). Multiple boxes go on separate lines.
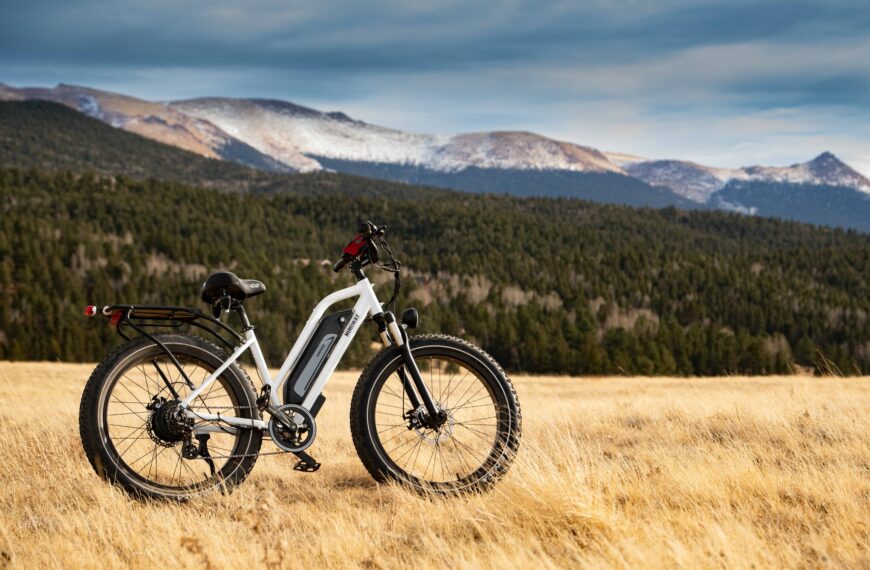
top-left (282, 309), bottom-right (353, 410)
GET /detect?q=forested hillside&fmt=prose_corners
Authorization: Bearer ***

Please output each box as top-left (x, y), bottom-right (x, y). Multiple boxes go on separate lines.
top-left (312, 157), bottom-right (697, 208)
top-left (2, 168), bottom-right (868, 374)
top-left (712, 180), bottom-right (870, 233)
top-left (0, 100), bottom-right (266, 188)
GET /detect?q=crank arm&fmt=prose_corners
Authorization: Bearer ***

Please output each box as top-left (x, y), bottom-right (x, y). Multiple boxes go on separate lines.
top-left (266, 404), bottom-right (298, 429)
top-left (292, 450), bottom-right (321, 472)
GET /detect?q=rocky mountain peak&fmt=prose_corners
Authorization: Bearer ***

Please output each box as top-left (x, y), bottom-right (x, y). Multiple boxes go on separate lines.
top-left (804, 152), bottom-right (870, 190)
top-left (807, 151), bottom-right (846, 172)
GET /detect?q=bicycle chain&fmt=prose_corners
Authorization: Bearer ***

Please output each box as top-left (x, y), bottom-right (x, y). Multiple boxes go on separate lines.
top-left (171, 404), bottom-right (295, 461)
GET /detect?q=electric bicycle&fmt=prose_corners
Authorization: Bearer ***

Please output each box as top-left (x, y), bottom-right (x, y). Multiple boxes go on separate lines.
top-left (79, 222), bottom-right (521, 499)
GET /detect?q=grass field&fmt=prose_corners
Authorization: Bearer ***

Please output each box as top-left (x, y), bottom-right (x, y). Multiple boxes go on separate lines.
top-left (0, 362), bottom-right (868, 569)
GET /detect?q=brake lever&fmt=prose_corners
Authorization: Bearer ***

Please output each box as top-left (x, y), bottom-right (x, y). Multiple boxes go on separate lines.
top-left (368, 239), bottom-right (380, 264)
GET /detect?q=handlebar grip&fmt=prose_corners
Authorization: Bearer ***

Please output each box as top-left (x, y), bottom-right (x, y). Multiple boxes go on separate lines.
top-left (333, 253), bottom-right (352, 273)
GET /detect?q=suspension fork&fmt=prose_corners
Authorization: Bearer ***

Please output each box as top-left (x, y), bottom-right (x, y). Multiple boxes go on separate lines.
top-left (380, 313), bottom-right (443, 423)
top-left (375, 314), bottom-right (420, 410)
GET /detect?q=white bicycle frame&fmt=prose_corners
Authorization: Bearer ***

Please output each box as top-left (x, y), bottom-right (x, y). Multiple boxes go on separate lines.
top-left (179, 277), bottom-right (395, 432)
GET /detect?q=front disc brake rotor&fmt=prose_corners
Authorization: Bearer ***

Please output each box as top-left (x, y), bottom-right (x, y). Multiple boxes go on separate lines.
top-left (414, 408), bottom-right (455, 445)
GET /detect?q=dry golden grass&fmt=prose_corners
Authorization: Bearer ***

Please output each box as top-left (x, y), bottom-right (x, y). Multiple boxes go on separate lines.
top-left (0, 361), bottom-right (868, 569)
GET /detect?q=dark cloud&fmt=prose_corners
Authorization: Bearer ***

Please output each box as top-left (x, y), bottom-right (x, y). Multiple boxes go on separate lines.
top-left (3, 1), bottom-right (868, 71)
top-left (1, 0), bottom-right (868, 171)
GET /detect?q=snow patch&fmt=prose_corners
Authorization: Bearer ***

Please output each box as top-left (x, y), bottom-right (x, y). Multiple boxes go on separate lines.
top-left (77, 95), bottom-right (101, 119)
top-left (170, 99), bottom-right (623, 174)
top-left (714, 198), bottom-right (757, 216)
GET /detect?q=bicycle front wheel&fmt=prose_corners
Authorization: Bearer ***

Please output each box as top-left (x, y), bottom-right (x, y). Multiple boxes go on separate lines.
top-left (350, 335), bottom-right (521, 493)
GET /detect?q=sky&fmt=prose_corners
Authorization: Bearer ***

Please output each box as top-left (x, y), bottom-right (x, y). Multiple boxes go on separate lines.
top-left (1, 0), bottom-right (869, 175)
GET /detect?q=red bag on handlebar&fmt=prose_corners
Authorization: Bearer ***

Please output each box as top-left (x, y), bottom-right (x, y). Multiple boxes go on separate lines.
top-left (343, 235), bottom-right (366, 257)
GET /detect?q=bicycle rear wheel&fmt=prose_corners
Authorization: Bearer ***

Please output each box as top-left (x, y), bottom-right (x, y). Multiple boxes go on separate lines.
top-left (79, 334), bottom-right (262, 500)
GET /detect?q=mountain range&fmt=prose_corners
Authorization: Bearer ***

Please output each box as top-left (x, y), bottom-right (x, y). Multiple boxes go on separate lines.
top-left (3, 82), bottom-right (869, 230)
top-left (2, 97), bottom-right (869, 374)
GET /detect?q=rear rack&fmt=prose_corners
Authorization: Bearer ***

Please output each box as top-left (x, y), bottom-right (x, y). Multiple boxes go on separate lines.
top-left (84, 304), bottom-right (248, 399)
top-left (88, 304), bottom-right (244, 350)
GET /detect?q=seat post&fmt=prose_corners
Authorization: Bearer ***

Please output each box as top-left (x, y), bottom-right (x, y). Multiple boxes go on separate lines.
top-left (236, 305), bottom-right (254, 331)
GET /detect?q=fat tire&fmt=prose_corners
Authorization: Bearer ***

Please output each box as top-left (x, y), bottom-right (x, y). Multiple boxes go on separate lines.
top-left (79, 333), bottom-right (262, 500)
top-left (350, 334), bottom-right (521, 494)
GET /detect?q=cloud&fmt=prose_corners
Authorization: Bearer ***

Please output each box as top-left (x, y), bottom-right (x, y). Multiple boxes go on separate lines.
top-left (1, 0), bottom-right (868, 173)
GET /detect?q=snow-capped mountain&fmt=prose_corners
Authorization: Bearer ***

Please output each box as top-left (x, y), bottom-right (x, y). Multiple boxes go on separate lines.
top-left (621, 160), bottom-right (731, 203)
top-left (170, 97), bottom-right (433, 172)
top-left (4, 81), bottom-right (870, 230)
top-left (744, 152), bottom-right (870, 193)
top-left (622, 152), bottom-right (870, 203)
top-left (170, 97), bottom-right (621, 174)
top-left (0, 83), bottom-right (628, 176)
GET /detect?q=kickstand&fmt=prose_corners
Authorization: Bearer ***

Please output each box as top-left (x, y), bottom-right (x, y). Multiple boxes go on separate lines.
top-left (292, 450), bottom-right (321, 472)
top-left (196, 433), bottom-right (217, 476)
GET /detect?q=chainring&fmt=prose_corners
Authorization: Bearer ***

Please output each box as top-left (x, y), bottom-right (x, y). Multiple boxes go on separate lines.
top-left (268, 404), bottom-right (317, 452)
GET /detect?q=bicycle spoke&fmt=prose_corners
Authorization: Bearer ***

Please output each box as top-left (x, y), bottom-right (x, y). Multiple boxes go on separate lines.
top-left (373, 354), bottom-right (502, 485)
top-left (104, 353), bottom-right (246, 491)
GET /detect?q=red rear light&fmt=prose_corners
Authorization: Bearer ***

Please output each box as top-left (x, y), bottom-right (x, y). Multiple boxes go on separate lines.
top-left (84, 305), bottom-right (97, 317)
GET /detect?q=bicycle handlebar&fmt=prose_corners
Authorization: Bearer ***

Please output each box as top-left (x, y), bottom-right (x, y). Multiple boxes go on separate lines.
top-left (332, 253), bottom-right (353, 273)
top-left (332, 221), bottom-right (387, 273)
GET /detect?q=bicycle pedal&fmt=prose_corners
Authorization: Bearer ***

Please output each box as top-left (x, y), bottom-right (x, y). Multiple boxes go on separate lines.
top-left (293, 460), bottom-right (321, 473)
